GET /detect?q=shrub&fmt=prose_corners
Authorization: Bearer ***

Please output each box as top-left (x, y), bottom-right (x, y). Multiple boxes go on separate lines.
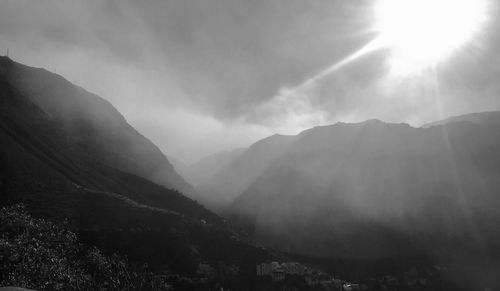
top-left (0, 204), bottom-right (167, 290)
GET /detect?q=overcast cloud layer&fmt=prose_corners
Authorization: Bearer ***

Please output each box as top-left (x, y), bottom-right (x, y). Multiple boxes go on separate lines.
top-left (1, 0), bottom-right (500, 163)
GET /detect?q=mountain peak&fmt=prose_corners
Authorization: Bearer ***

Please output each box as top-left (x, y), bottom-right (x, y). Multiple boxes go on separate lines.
top-left (0, 55), bottom-right (12, 62)
top-left (359, 118), bottom-right (384, 125)
top-left (0, 55), bottom-right (15, 73)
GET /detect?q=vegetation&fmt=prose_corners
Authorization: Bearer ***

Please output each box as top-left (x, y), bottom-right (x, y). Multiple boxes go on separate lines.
top-left (0, 204), bottom-right (168, 290)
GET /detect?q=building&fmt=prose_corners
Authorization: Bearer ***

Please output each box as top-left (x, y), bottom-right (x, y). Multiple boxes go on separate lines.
top-left (271, 267), bottom-right (285, 282)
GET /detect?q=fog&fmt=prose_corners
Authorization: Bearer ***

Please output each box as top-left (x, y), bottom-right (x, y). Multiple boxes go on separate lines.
top-left (1, 0), bottom-right (500, 163)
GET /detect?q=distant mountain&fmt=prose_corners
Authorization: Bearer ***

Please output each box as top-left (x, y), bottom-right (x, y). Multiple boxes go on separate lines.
top-left (167, 155), bottom-right (191, 182)
top-left (186, 148), bottom-right (245, 186)
top-left (196, 135), bottom-right (296, 211)
top-left (0, 56), bottom-right (255, 273)
top-left (422, 111), bottom-right (500, 128)
top-left (207, 114), bottom-right (500, 283)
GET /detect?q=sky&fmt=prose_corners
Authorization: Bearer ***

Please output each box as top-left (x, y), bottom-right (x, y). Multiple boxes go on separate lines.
top-left (1, 0), bottom-right (500, 163)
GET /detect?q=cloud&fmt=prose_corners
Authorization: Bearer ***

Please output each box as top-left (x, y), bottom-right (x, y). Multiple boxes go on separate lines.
top-left (1, 0), bottom-right (500, 162)
top-left (242, 82), bottom-right (329, 135)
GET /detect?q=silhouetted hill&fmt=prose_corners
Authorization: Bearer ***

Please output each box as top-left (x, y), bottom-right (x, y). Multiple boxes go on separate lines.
top-left (0, 56), bottom-right (254, 273)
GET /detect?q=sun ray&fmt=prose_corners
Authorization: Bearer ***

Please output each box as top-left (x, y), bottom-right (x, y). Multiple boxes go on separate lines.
top-left (288, 39), bottom-right (381, 95)
top-left (428, 65), bottom-right (485, 245)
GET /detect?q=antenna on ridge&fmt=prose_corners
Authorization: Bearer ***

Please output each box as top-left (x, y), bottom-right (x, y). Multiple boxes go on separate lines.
top-left (6, 48), bottom-right (9, 57)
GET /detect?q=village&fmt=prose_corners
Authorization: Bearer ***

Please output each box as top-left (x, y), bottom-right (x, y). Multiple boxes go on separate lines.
top-left (255, 261), bottom-right (344, 288)
top-left (180, 260), bottom-right (449, 291)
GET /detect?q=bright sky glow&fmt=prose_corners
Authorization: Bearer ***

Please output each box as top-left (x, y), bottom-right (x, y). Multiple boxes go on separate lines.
top-left (374, 0), bottom-right (488, 75)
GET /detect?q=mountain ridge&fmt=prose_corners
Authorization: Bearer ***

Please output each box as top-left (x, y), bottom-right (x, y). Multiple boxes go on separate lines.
top-left (422, 110), bottom-right (500, 128)
top-left (226, 112), bottom-right (500, 259)
top-left (0, 56), bottom-right (199, 201)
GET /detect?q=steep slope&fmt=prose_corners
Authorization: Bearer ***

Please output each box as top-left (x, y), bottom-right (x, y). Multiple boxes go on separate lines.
top-left (225, 116), bottom-right (500, 280)
top-left (0, 57), bottom-right (252, 273)
top-left (0, 56), bottom-right (198, 200)
top-left (197, 134), bottom-right (296, 210)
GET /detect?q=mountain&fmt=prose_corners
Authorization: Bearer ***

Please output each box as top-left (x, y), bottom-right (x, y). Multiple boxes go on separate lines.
top-left (207, 115), bottom-right (500, 285)
top-left (167, 154), bottom-right (191, 182)
top-left (0, 56), bottom-right (255, 274)
top-left (422, 110), bottom-right (500, 128)
top-left (196, 135), bottom-right (296, 211)
top-left (0, 56), bottom-right (198, 200)
top-left (185, 148), bottom-right (245, 187)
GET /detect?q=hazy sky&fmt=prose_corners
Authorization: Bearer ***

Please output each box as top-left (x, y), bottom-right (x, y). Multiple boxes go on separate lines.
top-left (1, 0), bottom-right (500, 163)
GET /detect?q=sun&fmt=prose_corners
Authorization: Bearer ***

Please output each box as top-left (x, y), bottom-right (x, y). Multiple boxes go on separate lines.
top-left (374, 0), bottom-right (488, 75)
